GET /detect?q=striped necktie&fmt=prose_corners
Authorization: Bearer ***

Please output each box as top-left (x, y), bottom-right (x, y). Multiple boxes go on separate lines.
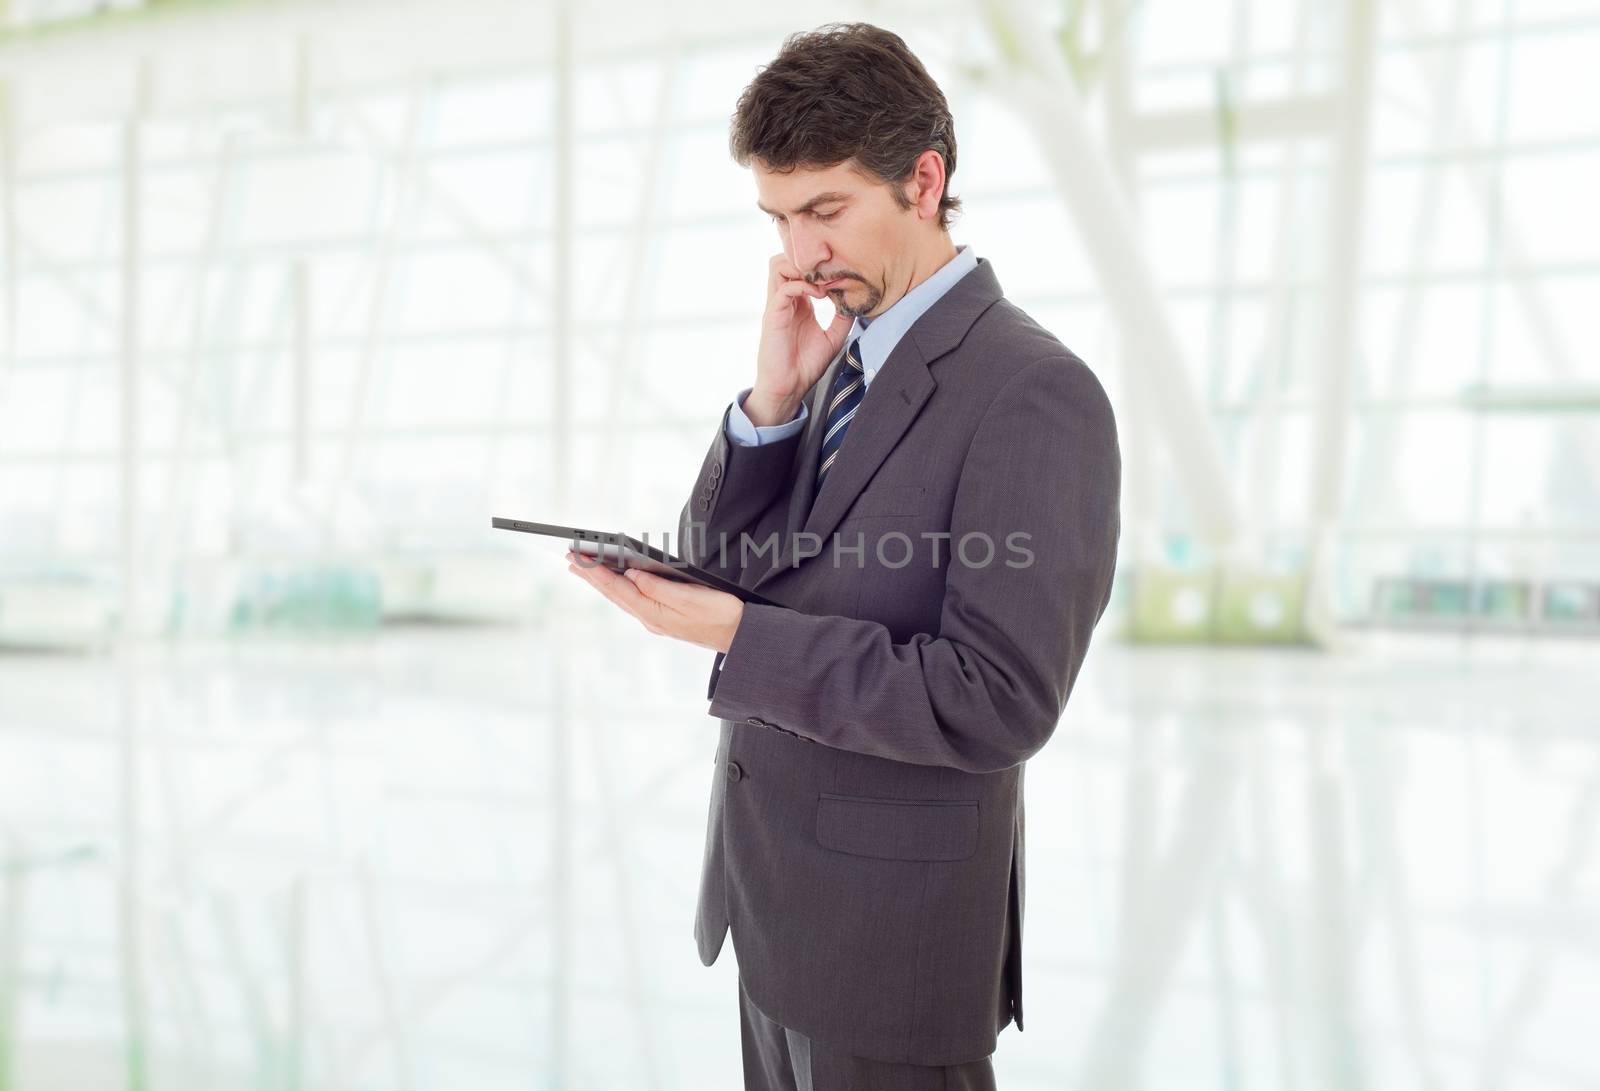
top-left (816, 338), bottom-right (867, 491)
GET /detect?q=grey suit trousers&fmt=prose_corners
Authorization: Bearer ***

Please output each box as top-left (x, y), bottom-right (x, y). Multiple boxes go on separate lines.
top-left (740, 976), bottom-right (997, 1091)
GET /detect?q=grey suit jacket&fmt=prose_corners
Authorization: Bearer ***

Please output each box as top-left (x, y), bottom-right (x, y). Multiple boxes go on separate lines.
top-left (676, 256), bottom-right (1120, 1066)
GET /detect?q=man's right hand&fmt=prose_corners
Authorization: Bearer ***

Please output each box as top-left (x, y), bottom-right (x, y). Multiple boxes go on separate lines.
top-left (746, 253), bottom-right (854, 427)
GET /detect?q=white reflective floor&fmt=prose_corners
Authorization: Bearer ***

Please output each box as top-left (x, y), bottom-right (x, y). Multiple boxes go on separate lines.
top-left (1, 589), bottom-right (1596, 1090)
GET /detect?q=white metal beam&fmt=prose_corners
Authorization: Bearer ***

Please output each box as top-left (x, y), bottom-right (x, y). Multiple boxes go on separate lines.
top-left (1128, 94), bottom-right (1338, 152)
top-left (1096, 0), bottom-right (1165, 568)
top-left (292, 33), bottom-right (312, 487)
top-left (0, 75), bottom-right (13, 402)
top-left (115, 56), bottom-right (152, 1091)
top-left (1303, 0), bottom-right (1379, 645)
top-left (978, 0), bottom-right (1245, 550)
top-left (548, 4), bottom-right (574, 1088)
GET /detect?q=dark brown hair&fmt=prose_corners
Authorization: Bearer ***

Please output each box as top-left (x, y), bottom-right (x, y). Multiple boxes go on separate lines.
top-left (729, 22), bottom-right (962, 232)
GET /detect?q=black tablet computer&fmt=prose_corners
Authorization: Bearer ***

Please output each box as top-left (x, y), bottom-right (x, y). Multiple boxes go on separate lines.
top-left (492, 517), bottom-right (780, 607)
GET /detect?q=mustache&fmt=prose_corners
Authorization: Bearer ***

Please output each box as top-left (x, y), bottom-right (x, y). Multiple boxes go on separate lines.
top-left (809, 272), bottom-right (859, 285)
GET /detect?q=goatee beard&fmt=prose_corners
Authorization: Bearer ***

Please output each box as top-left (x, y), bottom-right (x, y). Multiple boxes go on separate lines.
top-left (829, 281), bottom-right (881, 318)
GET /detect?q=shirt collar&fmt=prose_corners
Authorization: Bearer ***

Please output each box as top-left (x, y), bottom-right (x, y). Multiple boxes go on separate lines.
top-left (847, 243), bottom-right (978, 384)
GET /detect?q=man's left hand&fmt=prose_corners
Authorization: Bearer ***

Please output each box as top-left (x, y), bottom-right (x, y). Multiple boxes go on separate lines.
top-left (565, 551), bottom-right (745, 653)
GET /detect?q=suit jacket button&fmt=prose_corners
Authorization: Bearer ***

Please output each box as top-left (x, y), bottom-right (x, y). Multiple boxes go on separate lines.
top-left (726, 761), bottom-right (744, 783)
top-left (709, 463), bottom-right (722, 479)
top-left (697, 498), bottom-right (709, 511)
top-left (746, 716), bottom-right (766, 727)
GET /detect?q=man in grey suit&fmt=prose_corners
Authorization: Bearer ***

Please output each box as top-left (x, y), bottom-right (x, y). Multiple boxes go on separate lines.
top-left (566, 21), bottom-right (1120, 1090)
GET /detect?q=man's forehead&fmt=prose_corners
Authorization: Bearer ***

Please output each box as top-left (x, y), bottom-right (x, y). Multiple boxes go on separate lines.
top-left (753, 162), bottom-right (865, 214)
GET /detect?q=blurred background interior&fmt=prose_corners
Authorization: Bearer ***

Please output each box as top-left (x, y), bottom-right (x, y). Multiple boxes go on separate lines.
top-left (0, 0), bottom-right (1596, 1087)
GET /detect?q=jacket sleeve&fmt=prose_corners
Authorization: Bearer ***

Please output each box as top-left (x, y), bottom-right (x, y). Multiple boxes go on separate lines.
top-left (677, 401), bottom-right (804, 587)
top-left (706, 354), bottom-right (1121, 773)
top-left (679, 399), bottom-right (806, 700)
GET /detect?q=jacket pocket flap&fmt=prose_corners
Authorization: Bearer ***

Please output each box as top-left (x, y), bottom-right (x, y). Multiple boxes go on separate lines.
top-left (816, 794), bottom-right (979, 862)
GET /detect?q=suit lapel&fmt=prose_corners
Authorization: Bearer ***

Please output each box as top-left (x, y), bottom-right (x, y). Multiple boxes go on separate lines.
top-left (750, 257), bottom-right (1006, 594)
top-left (799, 338), bottom-right (934, 546)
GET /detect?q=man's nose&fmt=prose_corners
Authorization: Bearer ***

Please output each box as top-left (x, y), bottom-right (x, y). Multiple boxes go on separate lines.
top-left (789, 224), bottom-right (829, 277)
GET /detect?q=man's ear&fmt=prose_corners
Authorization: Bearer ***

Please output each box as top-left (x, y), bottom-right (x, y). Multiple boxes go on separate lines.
top-left (910, 148), bottom-right (946, 221)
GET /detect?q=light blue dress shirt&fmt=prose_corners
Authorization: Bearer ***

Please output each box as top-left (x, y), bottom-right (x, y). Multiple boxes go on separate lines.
top-left (726, 243), bottom-right (979, 446)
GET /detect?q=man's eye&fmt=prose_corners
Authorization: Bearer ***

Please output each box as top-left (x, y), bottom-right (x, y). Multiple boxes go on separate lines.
top-left (816, 211), bottom-right (840, 222)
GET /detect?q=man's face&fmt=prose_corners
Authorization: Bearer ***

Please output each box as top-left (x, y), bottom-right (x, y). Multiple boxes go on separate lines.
top-left (754, 159), bottom-right (914, 319)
